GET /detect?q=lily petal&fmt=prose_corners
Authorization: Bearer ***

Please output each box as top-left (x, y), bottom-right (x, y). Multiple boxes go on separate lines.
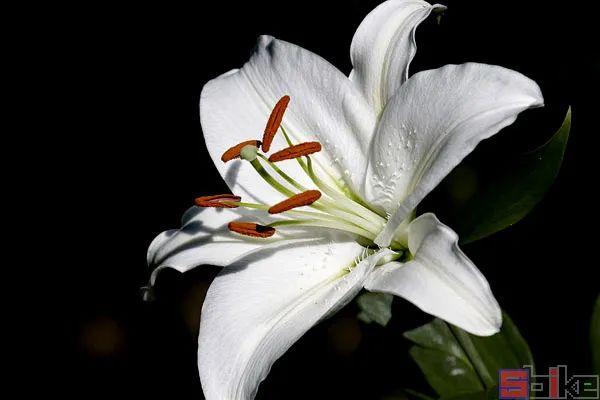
top-left (350, 0), bottom-right (445, 114)
top-left (198, 236), bottom-right (391, 399)
top-left (368, 63), bottom-right (543, 246)
top-left (365, 213), bottom-right (502, 336)
top-left (147, 206), bottom-right (282, 284)
top-left (200, 35), bottom-right (376, 203)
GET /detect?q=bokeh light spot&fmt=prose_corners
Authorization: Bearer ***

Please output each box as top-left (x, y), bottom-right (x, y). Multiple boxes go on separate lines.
top-left (446, 165), bottom-right (478, 204)
top-left (80, 316), bottom-right (125, 358)
top-left (327, 316), bottom-right (362, 356)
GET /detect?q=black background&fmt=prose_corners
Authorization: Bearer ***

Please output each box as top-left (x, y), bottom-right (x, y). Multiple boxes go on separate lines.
top-left (46, 0), bottom-right (598, 398)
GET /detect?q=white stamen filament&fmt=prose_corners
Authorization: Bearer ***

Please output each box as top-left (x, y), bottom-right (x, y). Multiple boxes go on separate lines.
top-left (236, 143), bottom-right (405, 249)
top-left (279, 127), bottom-right (387, 224)
top-left (267, 219), bottom-right (377, 241)
top-left (256, 154), bottom-right (383, 233)
top-left (304, 156), bottom-right (385, 226)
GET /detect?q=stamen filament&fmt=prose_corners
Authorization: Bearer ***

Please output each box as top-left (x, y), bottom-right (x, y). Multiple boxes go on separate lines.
top-left (285, 209), bottom-right (347, 222)
top-left (231, 199), bottom-right (372, 234)
top-left (249, 158), bottom-right (296, 197)
top-left (232, 202), bottom-right (269, 210)
top-left (256, 154), bottom-right (350, 220)
top-left (283, 211), bottom-right (404, 249)
top-left (280, 126), bottom-right (310, 174)
top-left (305, 156), bottom-right (386, 226)
top-left (275, 127), bottom-right (387, 232)
top-left (320, 206), bottom-right (383, 234)
top-left (267, 219), bottom-right (376, 242)
top-left (257, 153), bottom-right (307, 192)
top-left (239, 156), bottom-right (372, 232)
top-left (281, 125), bottom-right (386, 220)
top-left (227, 126), bottom-right (406, 248)
top-left (227, 203), bottom-right (406, 248)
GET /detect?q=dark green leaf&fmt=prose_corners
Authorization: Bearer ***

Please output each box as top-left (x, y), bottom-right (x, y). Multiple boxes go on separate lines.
top-left (448, 108), bottom-right (571, 244)
top-left (357, 292), bottom-right (393, 327)
top-left (404, 312), bottom-right (534, 398)
top-left (408, 347), bottom-right (484, 397)
top-left (592, 295), bottom-right (600, 374)
top-left (403, 389), bottom-right (437, 400)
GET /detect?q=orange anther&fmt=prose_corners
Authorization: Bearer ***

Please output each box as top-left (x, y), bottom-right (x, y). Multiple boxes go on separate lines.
top-left (268, 142), bottom-right (322, 162)
top-left (268, 190), bottom-right (322, 214)
top-left (221, 140), bottom-right (262, 162)
top-left (227, 222), bottom-right (276, 238)
top-left (195, 194), bottom-right (241, 208)
top-left (262, 95), bottom-right (290, 152)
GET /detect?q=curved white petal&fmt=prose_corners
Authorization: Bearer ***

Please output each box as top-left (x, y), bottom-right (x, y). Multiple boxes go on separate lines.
top-left (369, 63), bottom-right (543, 246)
top-left (198, 236), bottom-right (391, 400)
top-left (147, 207), bottom-right (283, 284)
top-left (350, 0), bottom-right (445, 114)
top-left (365, 213), bottom-right (501, 336)
top-left (200, 35), bottom-right (377, 203)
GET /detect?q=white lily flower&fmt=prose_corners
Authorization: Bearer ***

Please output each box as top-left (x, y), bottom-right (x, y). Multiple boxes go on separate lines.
top-left (147, 0), bottom-right (544, 398)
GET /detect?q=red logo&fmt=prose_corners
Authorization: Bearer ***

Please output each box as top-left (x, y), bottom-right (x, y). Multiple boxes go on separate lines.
top-left (499, 366), bottom-right (599, 399)
top-left (500, 369), bottom-right (530, 399)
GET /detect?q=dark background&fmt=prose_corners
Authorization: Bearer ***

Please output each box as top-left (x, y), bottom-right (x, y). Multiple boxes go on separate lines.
top-left (47, 0), bottom-right (598, 398)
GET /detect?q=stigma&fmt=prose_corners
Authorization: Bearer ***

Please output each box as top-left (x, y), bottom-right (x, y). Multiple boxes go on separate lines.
top-left (221, 140), bottom-right (262, 162)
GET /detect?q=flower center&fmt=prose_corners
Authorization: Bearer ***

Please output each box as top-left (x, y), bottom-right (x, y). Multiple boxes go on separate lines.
top-left (197, 96), bottom-right (409, 251)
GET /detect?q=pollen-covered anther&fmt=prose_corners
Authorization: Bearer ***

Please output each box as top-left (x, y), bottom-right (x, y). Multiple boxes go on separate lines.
top-left (262, 95), bottom-right (290, 152)
top-left (268, 190), bottom-right (322, 214)
top-left (221, 140), bottom-right (262, 162)
top-left (195, 194), bottom-right (241, 208)
top-left (228, 222), bottom-right (276, 238)
top-left (268, 142), bottom-right (322, 162)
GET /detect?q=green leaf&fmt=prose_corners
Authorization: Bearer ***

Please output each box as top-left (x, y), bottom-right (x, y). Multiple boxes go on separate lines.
top-left (592, 294), bottom-right (600, 374)
top-left (356, 292), bottom-right (393, 327)
top-left (449, 108), bottom-right (571, 244)
top-left (404, 312), bottom-right (534, 398)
